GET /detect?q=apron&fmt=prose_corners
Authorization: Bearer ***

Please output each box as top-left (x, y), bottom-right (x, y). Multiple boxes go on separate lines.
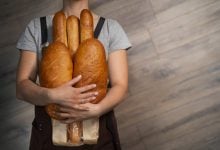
top-left (29, 16), bottom-right (121, 150)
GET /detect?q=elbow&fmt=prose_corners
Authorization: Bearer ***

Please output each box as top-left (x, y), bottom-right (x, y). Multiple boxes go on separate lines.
top-left (16, 82), bottom-right (24, 101)
top-left (120, 84), bottom-right (128, 99)
top-left (122, 84), bottom-right (129, 99)
top-left (112, 82), bottom-right (128, 98)
top-left (121, 81), bottom-right (128, 95)
top-left (16, 87), bottom-right (23, 100)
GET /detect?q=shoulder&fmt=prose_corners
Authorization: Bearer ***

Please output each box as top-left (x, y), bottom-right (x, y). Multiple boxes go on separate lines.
top-left (27, 14), bottom-right (54, 27)
top-left (104, 18), bottom-right (123, 31)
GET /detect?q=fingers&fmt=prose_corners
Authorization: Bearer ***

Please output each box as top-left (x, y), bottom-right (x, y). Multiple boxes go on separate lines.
top-left (54, 104), bottom-right (89, 120)
top-left (60, 118), bottom-right (77, 124)
top-left (54, 112), bottom-right (70, 119)
top-left (78, 84), bottom-right (96, 93)
top-left (59, 102), bottom-right (89, 111)
top-left (79, 91), bottom-right (98, 99)
top-left (79, 97), bottom-right (96, 104)
top-left (66, 75), bottom-right (82, 86)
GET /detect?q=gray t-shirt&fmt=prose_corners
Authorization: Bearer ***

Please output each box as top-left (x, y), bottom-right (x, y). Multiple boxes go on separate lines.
top-left (16, 15), bottom-right (132, 62)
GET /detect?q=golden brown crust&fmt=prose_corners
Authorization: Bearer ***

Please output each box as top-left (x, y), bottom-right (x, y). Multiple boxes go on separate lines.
top-left (73, 38), bottom-right (108, 104)
top-left (66, 15), bottom-right (82, 145)
top-left (67, 122), bottom-right (82, 144)
top-left (80, 9), bottom-right (94, 43)
top-left (67, 16), bottom-right (79, 58)
top-left (53, 11), bottom-right (67, 46)
top-left (39, 42), bottom-right (73, 120)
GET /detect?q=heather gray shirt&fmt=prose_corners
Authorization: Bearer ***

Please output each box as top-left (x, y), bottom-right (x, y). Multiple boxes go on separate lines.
top-left (16, 15), bottom-right (132, 62)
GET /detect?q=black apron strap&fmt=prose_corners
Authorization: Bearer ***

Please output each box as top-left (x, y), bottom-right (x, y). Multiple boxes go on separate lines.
top-left (94, 17), bottom-right (105, 39)
top-left (94, 17), bottom-right (121, 149)
top-left (34, 16), bottom-right (50, 128)
top-left (40, 16), bottom-right (48, 45)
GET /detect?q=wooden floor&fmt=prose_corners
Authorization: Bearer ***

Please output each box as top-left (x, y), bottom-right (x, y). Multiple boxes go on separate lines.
top-left (0, 0), bottom-right (220, 149)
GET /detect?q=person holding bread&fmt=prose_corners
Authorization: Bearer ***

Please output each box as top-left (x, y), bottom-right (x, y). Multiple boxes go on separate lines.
top-left (16, 0), bottom-right (131, 150)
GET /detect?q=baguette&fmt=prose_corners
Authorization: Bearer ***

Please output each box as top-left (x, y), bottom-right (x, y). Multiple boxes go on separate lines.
top-left (67, 16), bottom-right (79, 58)
top-left (53, 11), bottom-right (67, 46)
top-left (67, 15), bottom-right (82, 145)
top-left (40, 11), bottom-right (72, 120)
top-left (73, 9), bottom-right (108, 143)
top-left (80, 9), bottom-right (94, 43)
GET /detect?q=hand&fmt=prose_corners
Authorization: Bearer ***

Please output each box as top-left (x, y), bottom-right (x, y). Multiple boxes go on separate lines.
top-left (48, 75), bottom-right (99, 110)
top-left (54, 103), bottom-right (102, 124)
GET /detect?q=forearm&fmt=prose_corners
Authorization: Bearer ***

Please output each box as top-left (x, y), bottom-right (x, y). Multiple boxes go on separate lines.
top-left (98, 84), bottom-right (128, 116)
top-left (16, 79), bottom-right (51, 106)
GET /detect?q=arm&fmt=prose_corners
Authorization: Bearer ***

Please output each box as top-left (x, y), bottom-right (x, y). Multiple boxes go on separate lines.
top-left (16, 50), bottom-right (50, 106)
top-left (98, 49), bottom-right (128, 115)
top-left (16, 50), bottom-right (98, 106)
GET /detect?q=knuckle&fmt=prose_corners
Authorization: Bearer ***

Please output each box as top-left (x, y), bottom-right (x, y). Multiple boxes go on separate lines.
top-left (73, 88), bottom-right (79, 94)
top-left (89, 85), bottom-right (94, 89)
top-left (71, 104), bottom-right (76, 109)
top-left (82, 87), bottom-right (87, 91)
top-left (73, 104), bottom-right (78, 109)
top-left (85, 86), bottom-right (90, 90)
top-left (78, 95), bottom-right (83, 99)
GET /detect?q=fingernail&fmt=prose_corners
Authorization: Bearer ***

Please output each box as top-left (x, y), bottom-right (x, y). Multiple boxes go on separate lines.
top-left (94, 92), bottom-right (98, 95)
top-left (92, 97), bottom-right (96, 100)
top-left (78, 75), bottom-right (82, 78)
top-left (93, 84), bottom-right (96, 87)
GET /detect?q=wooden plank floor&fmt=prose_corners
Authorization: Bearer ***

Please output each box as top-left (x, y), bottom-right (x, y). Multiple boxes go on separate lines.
top-left (0, 0), bottom-right (220, 149)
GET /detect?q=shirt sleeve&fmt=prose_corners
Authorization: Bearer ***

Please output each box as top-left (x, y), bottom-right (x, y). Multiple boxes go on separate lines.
top-left (108, 19), bottom-right (132, 53)
top-left (16, 19), bottom-right (38, 52)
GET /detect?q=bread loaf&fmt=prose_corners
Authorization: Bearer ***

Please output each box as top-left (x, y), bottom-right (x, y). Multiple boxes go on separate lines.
top-left (40, 11), bottom-right (72, 120)
top-left (67, 16), bottom-right (79, 58)
top-left (53, 11), bottom-right (67, 46)
top-left (73, 9), bottom-right (108, 104)
top-left (67, 15), bottom-right (82, 145)
top-left (80, 9), bottom-right (94, 43)
top-left (73, 39), bottom-right (108, 103)
top-left (39, 42), bottom-right (73, 119)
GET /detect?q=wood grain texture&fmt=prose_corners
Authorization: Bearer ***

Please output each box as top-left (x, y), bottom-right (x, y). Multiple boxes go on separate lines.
top-left (0, 0), bottom-right (220, 149)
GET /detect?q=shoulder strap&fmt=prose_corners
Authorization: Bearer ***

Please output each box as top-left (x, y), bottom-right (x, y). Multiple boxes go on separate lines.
top-left (40, 16), bottom-right (48, 45)
top-left (94, 17), bottom-right (105, 39)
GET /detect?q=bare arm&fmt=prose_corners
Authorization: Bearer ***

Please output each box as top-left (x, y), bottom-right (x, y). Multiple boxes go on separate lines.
top-left (98, 49), bottom-right (128, 115)
top-left (16, 50), bottom-right (50, 106)
top-left (16, 50), bottom-right (98, 106)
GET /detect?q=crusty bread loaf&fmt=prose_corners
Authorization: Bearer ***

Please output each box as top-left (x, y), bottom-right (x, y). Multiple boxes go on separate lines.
top-left (39, 42), bottom-right (73, 120)
top-left (67, 15), bottom-right (82, 145)
top-left (73, 9), bottom-right (108, 104)
top-left (73, 38), bottom-right (108, 103)
top-left (40, 11), bottom-right (72, 120)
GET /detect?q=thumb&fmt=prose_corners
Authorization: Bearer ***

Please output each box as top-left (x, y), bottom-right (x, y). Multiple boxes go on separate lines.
top-left (67, 75), bottom-right (82, 86)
